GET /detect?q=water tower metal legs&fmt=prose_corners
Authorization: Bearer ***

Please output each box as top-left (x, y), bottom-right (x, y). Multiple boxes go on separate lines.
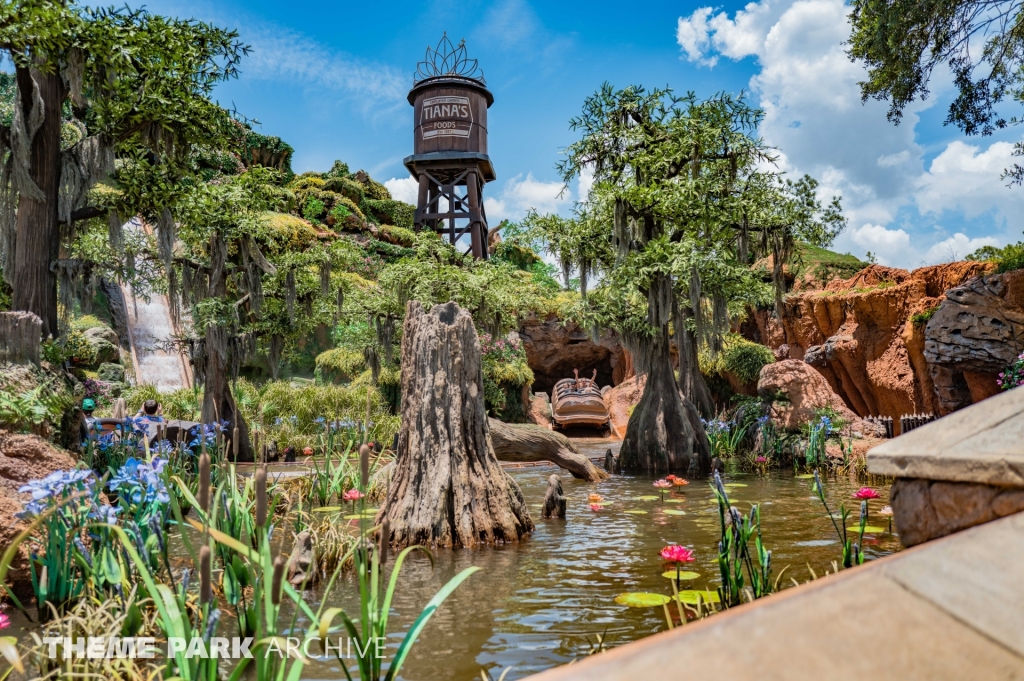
top-left (412, 167), bottom-right (489, 259)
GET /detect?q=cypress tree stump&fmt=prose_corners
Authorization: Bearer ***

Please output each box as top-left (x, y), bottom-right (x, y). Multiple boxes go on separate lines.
top-left (379, 301), bottom-right (533, 549)
top-left (0, 312), bottom-right (42, 365)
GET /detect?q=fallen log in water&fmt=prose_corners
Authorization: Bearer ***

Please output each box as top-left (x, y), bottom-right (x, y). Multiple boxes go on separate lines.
top-left (488, 419), bottom-right (609, 482)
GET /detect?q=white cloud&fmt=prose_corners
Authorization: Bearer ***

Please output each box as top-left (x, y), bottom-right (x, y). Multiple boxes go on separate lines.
top-left (915, 141), bottom-right (1024, 219)
top-left (485, 173), bottom-right (571, 223)
top-left (676, 7), bottom-right (717, 66)
top-left (843, 224), bottom-right (1001, 267)
top-left (676, 0), bottom-right (1017, 267)
top-left (848, 223), bottom-right (910, 265)
top-left (384, 172), bottom-right (571, 225)
top-left (922, 233), bottom-right (1000, 264)
top-left (241, 22), bottom-right (405, 113)
top-left (384, 177), bottom-right (419, 204)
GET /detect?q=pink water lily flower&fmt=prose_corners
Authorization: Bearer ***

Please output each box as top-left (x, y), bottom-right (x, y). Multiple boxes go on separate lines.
top-left (755, 456), bottom-right (767, 463)
top-left (342, 489), bottom-right (366, 502)
top-left (653, 479), bottom-right (672, 489)
top-left (660, 545), bottom-right (695, 563)
top-left (879, 505), bottom-right (893, 517)
top-left (0, 612), bottom-right (9, 629)
top-left (853, 487), bottom-right (881, 500)
top-left (589, 504), bottom-right (602, 512)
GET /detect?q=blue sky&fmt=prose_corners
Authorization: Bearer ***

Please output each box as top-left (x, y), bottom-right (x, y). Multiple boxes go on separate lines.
top-left (129, 0), bottom-right (1024, 268)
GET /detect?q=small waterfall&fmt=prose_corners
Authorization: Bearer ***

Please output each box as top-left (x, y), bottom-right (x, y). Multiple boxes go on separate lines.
top-left (120, 219), bottom-right (192, 392)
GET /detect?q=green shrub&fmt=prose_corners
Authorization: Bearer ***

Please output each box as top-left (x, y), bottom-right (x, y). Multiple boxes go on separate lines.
top-left (699, 334), bottom-right (775, 384)
top-left (379, 224), bottom-right (416, 247)
top-left (363, 178), bottom-right (390, 201)
top-left (327, 160), bottom-right (350, 178)
top-left (363, 198), bottom-right (414, 229)
top-left (259, 212), bottom-right (321, 251)
top-left (911, 306), bottom-right (939, 327)
top-left (323, 176), bottom-right (365, 204)
top-left (258, 380), bottom-right (399, 450)
top-left (287, 174), bottom-right (325, 191)
top-left (722, 338), bottom-right (776, 384)
top-left (967, 241), bottom-right (1024, 273)
top-left (315, 348), bottom-right (366, 383)
top-left (64, 330), bottom-right (98, 367)
top-left (71, 315), bottom-right (106, 332)
top-left (302, 196), bottom-right (325, 223)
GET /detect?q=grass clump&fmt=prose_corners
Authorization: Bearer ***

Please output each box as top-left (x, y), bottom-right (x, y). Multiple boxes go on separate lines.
top-left (911, 306), bottom-right (939, 327)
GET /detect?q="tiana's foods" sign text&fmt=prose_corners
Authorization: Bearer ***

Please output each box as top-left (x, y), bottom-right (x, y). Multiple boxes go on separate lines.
top-left (420, 95), bottom-right (472, 139)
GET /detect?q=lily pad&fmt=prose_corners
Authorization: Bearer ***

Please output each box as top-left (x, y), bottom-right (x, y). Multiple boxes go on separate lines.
top-left (676, 590), bottom-right (721, 605)
top-left (344, 512), bottom-right (378, 520)
top-left (589, 501), bottom-right (612, 506)
top-left (723, 483), bottom-right (748, 488)
top-left (796, 474), bottom-right (815, 479)
top-left (615, 592), bottom-right (671, 608)
top-left (623, 509), bottom-right (648, 515)
top-left (848, 525), bottom-right (887, 533)
top-left (636, 495), bottom-right (660, 501)
top-left (661, 571), bottom-right (700, 580)
top-left (664, 498), bottom-right (685, 503)
top-left (662, 509), bottom-right (687, 516)
top-left (312, 506), bottom-right (341, 512)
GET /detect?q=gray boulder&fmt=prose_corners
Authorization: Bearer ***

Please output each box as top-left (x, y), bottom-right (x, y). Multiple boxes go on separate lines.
top-left (83, 326), bottom-right (120, 364)
top-left (97, 362), bottom-right (125, 383)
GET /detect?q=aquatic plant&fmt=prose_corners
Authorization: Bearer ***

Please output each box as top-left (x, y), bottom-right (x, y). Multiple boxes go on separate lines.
top-left (851, 486), bottom-right (882, 525)
top-left (880, 504), bottom-right (894, 533)
top-left (711, 472), bottom-right (775, 607)
top-left (318, 450), bottom-right (481, 681)
top-left (811, 470), bottom-right (866, 568)
top-left (14, 470), bottom-right (116, 618)
top-left (660, 544), bottom-right (696, 597)
top-left (652, 479), bottom-right (671, 502)
top-left (802, 414), bottom-right (832, 467)
top-left (308, 443), bottom-right (357, 507)
top-left (702, 417), bottom-right (749, 459)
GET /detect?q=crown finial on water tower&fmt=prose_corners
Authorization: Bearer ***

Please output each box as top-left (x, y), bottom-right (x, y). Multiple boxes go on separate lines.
top-left (415, 32), bottom-right (486, 84)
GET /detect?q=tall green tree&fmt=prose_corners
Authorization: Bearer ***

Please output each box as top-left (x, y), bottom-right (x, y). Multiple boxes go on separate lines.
top-left (558, 84), bottom-right (845, 475)
top-left (0, 1), bottom-right (246, 337)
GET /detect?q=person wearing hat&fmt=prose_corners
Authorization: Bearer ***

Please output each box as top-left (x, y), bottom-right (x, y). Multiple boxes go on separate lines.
top-left (79, 398), bottom-right (97, 443)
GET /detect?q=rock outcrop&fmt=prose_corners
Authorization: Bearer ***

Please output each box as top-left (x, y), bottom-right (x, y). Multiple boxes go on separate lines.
top-left (0, 432), bottom-right (78, 598)
top-left (518, 315), bottom-right (632, 393)
top-left (924, 270), bottom-right (1024, 413)
top-left (747, 262), bottom-right (996, 429)
top-left (603, 374), bottom-right (645, 440)
top-left (83, 325), bottom-right (121, 364)
top-left (757, 360), bottom-right (884, 436)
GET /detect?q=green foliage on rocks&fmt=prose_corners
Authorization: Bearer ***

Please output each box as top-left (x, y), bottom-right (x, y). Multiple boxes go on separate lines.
top-left (700, 334), bottom-right (776, 384)
top-left (967, 242), bottom-right (1024, 273)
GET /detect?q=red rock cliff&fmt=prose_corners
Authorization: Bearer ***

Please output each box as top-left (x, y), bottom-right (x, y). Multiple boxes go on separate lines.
top-left (747, 262), bottom-right (996, 429)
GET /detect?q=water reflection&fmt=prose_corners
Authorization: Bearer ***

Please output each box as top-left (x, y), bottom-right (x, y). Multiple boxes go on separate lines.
top-left (297, 467), bottom-right (897, 681)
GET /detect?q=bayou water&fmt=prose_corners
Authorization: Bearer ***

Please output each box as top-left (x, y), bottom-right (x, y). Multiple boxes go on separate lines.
top-left (295, 450), bottom-right (898, 681)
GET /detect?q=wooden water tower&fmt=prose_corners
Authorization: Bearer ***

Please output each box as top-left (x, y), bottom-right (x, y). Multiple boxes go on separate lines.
top-left (405, 34), bottom-right (495, 259)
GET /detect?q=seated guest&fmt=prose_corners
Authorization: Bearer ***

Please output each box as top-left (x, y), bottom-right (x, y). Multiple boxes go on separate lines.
top-left (79, 398), bottom-right (97, 442)
top-left (136, 399), bottom-right (164, 425)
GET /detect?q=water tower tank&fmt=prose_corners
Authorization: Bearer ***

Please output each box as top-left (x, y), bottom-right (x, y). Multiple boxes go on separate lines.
top-left (404, 34), bottom-right (495, 258)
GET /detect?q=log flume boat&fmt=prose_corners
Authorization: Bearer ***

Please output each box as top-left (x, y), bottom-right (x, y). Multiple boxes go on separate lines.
top-left (551, 369), bottom-right (610, 430)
